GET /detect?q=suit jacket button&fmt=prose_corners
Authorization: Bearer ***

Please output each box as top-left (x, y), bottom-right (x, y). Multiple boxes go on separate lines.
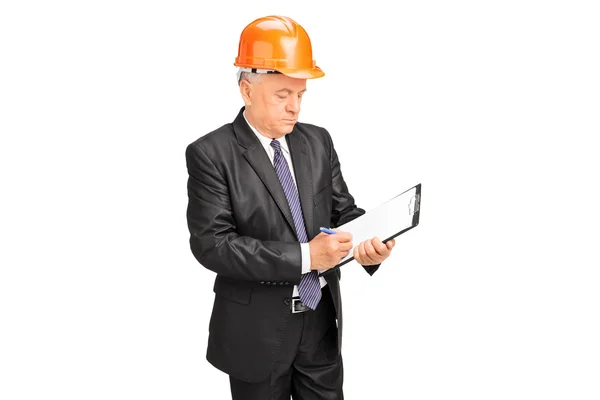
top-left (260, 281), bottom-right (265, 284)
top-left (283, 299), bottom-right (291, 306)
top-left (266, 281), bottom-right (271, 285)
top-left (279, 282), bottom-right (284, 285)
top-left (285, 282), bottom-right (290, 285)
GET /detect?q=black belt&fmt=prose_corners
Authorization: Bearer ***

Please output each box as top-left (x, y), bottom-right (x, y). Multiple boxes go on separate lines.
top-left (291, 296), bottom-right (312, 313)
top-left (288, 287), bottom-right (330, 313)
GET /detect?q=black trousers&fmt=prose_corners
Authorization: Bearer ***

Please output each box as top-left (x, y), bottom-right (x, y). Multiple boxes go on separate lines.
top-left (229, 287), bottom-right (343, 400)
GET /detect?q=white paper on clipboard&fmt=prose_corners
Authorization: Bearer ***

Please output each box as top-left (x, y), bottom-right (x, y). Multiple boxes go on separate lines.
top-left (332, 183), bottom-right (421, 268)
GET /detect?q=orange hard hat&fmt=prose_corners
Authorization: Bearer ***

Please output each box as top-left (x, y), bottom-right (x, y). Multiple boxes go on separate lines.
top-left (234, 15), bottom-right (324, 79)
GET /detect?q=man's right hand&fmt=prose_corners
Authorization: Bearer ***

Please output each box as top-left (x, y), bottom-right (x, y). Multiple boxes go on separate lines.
top-left (308, 229), bottom-right (353, 270)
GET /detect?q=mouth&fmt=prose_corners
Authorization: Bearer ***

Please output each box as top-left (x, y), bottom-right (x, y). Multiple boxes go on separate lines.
top-left (283, 119), bottom-right (297, 124)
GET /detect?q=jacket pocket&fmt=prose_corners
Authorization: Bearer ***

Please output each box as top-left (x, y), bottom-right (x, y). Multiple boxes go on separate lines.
top-left (213, 279), bottom-right (252, 305)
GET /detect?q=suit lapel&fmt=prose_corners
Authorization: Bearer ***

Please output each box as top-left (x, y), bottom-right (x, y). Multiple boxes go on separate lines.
top-left (287, 131), bottom-right (314, 240)
top-left (233, 107), bottom-right (315, 241)
top-left (233, 108), bottom-right (297, 236)
top-left (243, 144), bottom-right (298, 236)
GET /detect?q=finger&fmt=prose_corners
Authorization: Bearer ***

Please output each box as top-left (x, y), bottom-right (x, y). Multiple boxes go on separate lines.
top-left (386, 239), bottom-right (396, 250)
top-left (340, 248), bottom-right (351, 259)
top-left (335, 232), bottom-right (353, 242)
top-left (355, 241), bottom-right (365, 263)
top-left (339, 241), bottom-right (353, 252)
top-left (359, 241), bottom-right (376, 265)
top-left (364, 239), bottom-right (379, 264)
top-left (371, 237), bottom-right (388, 255)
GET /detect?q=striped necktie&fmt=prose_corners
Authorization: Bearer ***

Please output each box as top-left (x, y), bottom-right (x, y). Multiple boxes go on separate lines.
top-left (270, 139), bottom-right (321, 310)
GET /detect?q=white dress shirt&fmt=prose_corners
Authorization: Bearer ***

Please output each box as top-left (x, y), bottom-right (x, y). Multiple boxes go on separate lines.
top-left (243, 112), bottom-right (327, 296)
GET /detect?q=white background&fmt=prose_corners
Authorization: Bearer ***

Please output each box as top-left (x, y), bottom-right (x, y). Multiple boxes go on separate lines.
top-left (1, 0), bottom-right (599, 399)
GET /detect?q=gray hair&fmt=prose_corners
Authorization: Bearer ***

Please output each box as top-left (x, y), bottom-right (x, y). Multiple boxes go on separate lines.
top-left (236, 69), bottom-right (264, 86)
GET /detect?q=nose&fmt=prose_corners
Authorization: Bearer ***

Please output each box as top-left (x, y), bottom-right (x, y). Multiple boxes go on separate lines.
top-left (286, 95), bottom-right (301, 114)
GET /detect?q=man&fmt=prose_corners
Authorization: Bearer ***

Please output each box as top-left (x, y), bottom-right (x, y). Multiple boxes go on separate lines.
top-left (185, 15), bottom-right (396, 399)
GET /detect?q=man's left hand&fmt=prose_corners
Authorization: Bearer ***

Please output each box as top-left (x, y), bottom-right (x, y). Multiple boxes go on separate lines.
top-left (353, 237), bottom-right (396, 266)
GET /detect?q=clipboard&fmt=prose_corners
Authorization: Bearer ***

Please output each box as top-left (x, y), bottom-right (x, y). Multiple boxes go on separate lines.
top-left (321, 183), bottom-right (421, 276)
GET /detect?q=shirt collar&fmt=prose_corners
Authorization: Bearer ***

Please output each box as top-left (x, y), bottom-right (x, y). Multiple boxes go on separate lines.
top-left (243, 111), bottom-right (290, 155)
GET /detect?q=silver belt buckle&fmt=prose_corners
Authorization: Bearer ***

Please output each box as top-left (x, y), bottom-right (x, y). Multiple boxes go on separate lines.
top-left (291, 297), bottom-right (309, 313)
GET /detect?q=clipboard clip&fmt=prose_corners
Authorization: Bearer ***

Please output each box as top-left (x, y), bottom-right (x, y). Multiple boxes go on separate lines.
top-left (409, 193), bottom-right (420, 215)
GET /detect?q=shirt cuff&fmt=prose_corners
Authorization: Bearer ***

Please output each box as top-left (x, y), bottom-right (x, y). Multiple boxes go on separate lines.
top-left (300, 243), bottom-right (311, 274)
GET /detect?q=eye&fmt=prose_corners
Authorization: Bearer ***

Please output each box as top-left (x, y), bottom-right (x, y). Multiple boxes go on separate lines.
top-left (276, 93), bottom-right (288, 100)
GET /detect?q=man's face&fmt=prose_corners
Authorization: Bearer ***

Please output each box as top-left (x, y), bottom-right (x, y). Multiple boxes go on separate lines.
top-left (241, 74), bottom-right (307, 138)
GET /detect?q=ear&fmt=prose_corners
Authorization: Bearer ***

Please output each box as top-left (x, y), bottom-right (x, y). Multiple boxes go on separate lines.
top-left (239, 80), bottom-right (252, 107)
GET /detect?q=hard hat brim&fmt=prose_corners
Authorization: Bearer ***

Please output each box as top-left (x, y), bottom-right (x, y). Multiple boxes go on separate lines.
top-left (276, 66), bottom-right (325, 79)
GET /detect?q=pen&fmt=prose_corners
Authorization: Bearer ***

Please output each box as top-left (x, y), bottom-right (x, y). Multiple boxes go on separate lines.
top-left (319, 227), bottom-right (337, 234)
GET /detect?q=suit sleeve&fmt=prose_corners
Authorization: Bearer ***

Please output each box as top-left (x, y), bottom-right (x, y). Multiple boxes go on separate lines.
top-left (185, 143), bottom-right (302, 284)
top-left (326, 130), bottom-right (381, 276)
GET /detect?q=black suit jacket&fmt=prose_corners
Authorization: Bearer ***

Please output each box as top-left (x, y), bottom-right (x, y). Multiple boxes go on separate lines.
top-left (185, 107), bottom-right (380, 382)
